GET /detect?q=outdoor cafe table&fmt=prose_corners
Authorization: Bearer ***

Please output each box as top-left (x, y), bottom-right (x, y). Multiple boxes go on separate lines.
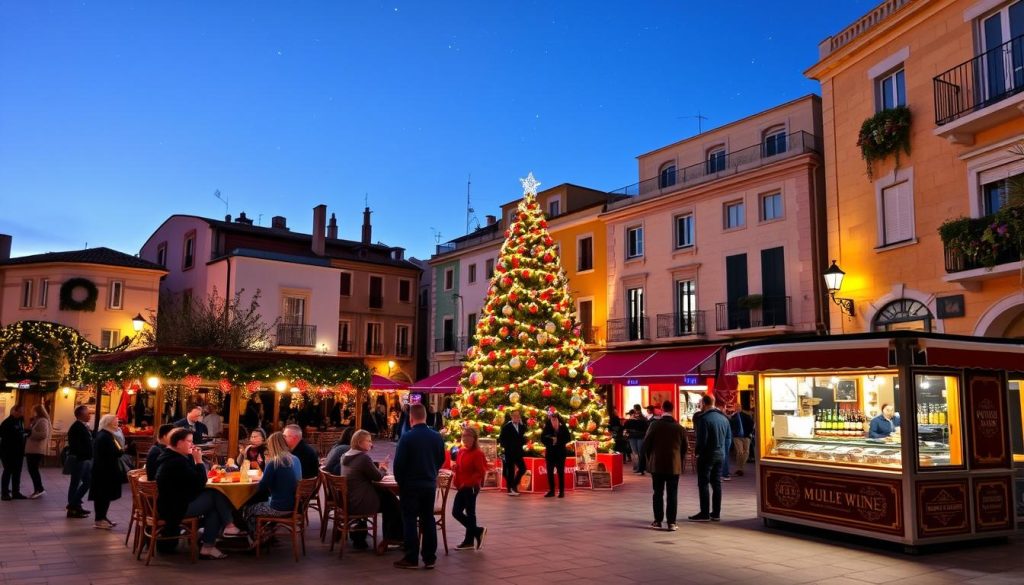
top-left (207, 471), bottom-right (262, 509)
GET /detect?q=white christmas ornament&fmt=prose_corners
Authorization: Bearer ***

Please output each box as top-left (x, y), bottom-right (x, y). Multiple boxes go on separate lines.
top-left (568, 368), bottom-right (578, 378)
top-left (509, 391), bottom-right (520, 404)
top-left (545, 321), bottom-right (556, 334)
top-left (537, 332), bottom-right (548, 345)
top-left (509, 356), bottom-right (522, 369)
top-left (502, 304), bottom-right (514, 316)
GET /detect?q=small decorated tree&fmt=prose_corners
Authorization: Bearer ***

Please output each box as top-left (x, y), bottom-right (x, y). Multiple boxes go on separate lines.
top-left (446, 173), bottom-right (611, 455)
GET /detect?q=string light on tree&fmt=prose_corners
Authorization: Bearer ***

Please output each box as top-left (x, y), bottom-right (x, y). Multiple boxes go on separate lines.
top-left (445, 172), bottom-right (611, 454)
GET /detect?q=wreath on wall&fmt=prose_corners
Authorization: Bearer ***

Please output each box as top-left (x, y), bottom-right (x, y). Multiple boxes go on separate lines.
top-left (59, 278), bottom-right (99, 311)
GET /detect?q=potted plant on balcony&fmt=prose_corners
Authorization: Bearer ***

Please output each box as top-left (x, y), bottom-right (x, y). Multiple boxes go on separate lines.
top-left (737, 294), bottom-right (763, 310)
top-left (857, 106), bottom-right (911, 179)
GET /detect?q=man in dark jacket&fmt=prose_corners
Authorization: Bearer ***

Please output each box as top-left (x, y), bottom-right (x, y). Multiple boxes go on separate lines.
top-left (690, 395), bottom-right (731, 522)
top-left (145, 424), bottom-right (176, 481)
top-left (283, 424), bottom-right (319, 479)
top-left (0, 405), bottom-right (27, 501)
top-left (498, 410), bottom-right (527, 496)
top-left (624, 410), bottom-right (649, 475)
top-left (642, 400), bottom-right (688, 531)
top-left (155, 428), bottom-right (239, 559)
top-left (65, 405), bottom-right (93, 516)
top-left (730, 406), bottom-right (755, 477)
top-left (173, 406), bottom-right (209, 444)
top-left (392, 403), bottom-right (444, 570)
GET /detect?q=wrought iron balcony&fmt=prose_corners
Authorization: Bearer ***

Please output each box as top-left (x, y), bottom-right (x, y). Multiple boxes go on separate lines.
top-left (277, 323), bottom-right (316, 347)
top-left (715, 297), bottom-right (791, 331)
top-left (434, 336), bottom-right (467, 353)
top-left (606, 317), bottom-right (649, 343)
top-left (365, 343), bottom-right (384, 356)
top-left (580, 326), bottom-right (600, 345)
top-left (935, 34), bottom-right (1024, 126)
top-left (369, 295), bottom-right (384, 309)
top-left (395, 343), bottom-right (411, 357)
top-left (656, 311), bottom-right (706, 338)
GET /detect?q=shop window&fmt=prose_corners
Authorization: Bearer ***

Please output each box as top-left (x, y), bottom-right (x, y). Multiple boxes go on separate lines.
top-left (872, 299), bottom-right (933, 332)
top-left (913, 374), bottom-right (963, 469)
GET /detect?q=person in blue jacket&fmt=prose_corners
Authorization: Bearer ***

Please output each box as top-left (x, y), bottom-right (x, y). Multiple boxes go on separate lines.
top-left (868, 404), bottom-right (901, 439)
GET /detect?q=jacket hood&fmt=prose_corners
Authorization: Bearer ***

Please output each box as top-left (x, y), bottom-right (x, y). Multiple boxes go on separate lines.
top-left (340, 449), bottom-right (366, 465)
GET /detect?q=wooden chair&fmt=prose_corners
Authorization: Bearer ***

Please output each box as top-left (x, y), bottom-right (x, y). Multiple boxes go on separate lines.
top-left (432, 470), bottom-right (454, 556)
top-left (317, 431), bottom-right (343, 457)
top-left (318, 467), bottom-right (335, 543)
top-left (322, 471), bottom-right (378, 558)
top-left (684, 430), bottom-right (697, 473)
top-left (133, 437), bottom-right (155, 469)
top-left (135, 480), bottom-right (200, 565)
top-left (255, 476), bottom-right (320, 562)
top-left (124, 468), bottom-right (148, 551)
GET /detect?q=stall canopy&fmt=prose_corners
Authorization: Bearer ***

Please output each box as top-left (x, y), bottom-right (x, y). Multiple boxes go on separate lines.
top-left (370, 375), bottom-right (408, 391)
top-left (725, 337), bottom-right (891, 374)
top-left (408, 366), bottom-right (463, 394)
top-left (588, 345), bottom-right (722, 385)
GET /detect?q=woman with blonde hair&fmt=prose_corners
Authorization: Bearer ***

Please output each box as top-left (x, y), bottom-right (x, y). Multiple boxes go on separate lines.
top-left (242, 431), bottom-right (301, 538)
top-left (89, 414), bottom-right (124, 529)
top-left (340, 429), bottom-right (401, 548)
top-left (24, 404), bottom-right (51, 499)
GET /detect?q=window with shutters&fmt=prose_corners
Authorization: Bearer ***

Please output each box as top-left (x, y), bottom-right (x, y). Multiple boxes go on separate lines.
top-left (467, 263), bottom-right (477, 284)
top-left (577, 235), bottom-right (593, 272)
top-left (879, 180), bottom-right (915, 246)
top-left (977, 158), bottom-right (1024, 215)
top-left (339, 272), bottom-right (353, 296)
top-left (108, 280), bottom-right (124, 310)
top-left (20, 280), bottom-right (33, 309)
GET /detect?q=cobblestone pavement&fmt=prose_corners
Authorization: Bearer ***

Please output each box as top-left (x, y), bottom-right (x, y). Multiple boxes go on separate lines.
top-left (0, 449), bottom-right (1021, 585)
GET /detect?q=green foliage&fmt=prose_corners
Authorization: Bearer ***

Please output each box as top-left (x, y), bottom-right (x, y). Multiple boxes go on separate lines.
top-left (939, 205), bottom-right (1024, 269)
top-left (0, 320), bottom-right (124, 383)
top-left (140, 288), bottom-right (275, 351)
top-left (59, 278), bottom-right (98, 311)
top-left (857, 106), bottom-right (911, 179)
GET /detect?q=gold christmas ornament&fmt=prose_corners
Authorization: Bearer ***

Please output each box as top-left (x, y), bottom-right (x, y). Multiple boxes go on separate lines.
top-left (509, 391), bottom-right (520, 404)
top-left (545, 321), bottom-right (556, 334)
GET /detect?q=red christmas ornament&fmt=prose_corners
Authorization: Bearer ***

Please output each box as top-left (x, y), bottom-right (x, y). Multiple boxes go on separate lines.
top-left (543, 253), bottom-right (553, 263)
top-left (563, 319), bottom-right (572, 329)
top-left (521, 269), bottom-right (531, 278)
top-left (559, 367), bottom-right (568, 377)
top-left (465, 395), bottom-right (474, 405)
top-left (487, 351), bottom-right (497, 361)
top-left (545, 274), bottom-right (555, 283)
top-left (529, 304), bottom-right (539, 314)
top-left (569, 416), bottom-right (578, 427)
top-left (542, 387), bottom-right (552, 397)
top-left (511, 257), bottom-right (520, 268)
top-left (539, 220), bottom-right (548, 228)
top-left (509, 292), bottom-right (518, 302)
top-left (528, 325), bottom-right (536, 332)
top-left (219, 378), bottom-right (232, 393)
top-left (526, 357), bottom-right (537, 369)
top-left (502, 276), bottom-right (513, 287)
top-left (544, 236), bottom-right (554, 245)
top-left (582, 432), bottom-right (591, 440)
top-left (497, 264), bottom-right (506, 273)
top-left (450, 408), bottom-right (461, 418)
top-left (499, 326), bottom-right (510, 337)
top-left (527, 418), bottom-right (536, 427)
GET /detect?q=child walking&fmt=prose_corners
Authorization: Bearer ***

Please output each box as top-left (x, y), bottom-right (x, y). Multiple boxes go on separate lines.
top-left (451, 427), bottom-right (488, 550)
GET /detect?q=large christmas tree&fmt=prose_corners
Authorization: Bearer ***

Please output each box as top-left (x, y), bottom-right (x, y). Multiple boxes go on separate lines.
top-left (446, 173), bottom-right (611, 455)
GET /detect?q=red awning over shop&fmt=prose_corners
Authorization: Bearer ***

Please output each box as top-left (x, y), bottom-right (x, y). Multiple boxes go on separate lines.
top-left (588, 346), bottom-right (721, 385)
top-left (922, 338), bottom-right (1024, 371)
top-left (408, 366), bottom-right (463, 394)
top-left (725, 338), bottom-right (891, 374)
top-left (370, 375), bottom-right (408, 391)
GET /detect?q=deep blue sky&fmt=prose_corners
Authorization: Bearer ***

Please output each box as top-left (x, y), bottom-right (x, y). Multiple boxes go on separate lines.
top-left (0, 1), bottom-right (876, 260)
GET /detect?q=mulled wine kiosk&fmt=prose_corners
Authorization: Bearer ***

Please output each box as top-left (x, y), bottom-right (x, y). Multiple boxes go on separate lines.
top-left (726, 333), bottom-right (1021, 548)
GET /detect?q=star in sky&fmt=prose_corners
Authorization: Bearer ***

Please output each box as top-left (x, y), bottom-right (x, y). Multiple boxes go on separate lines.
top-left (519, 172), bottom-right (541, 197)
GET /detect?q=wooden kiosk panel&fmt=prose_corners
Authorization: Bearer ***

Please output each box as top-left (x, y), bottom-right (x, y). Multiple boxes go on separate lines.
top-left (964, 374), bottom-right (1011, 469)
top-left (973, 475), bottom-right (1015, 532)
top-left (915, 479), bottom-right (970, 538)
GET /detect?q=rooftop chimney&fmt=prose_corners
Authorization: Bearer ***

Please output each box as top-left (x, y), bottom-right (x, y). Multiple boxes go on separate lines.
top-left (361, 207), bottom-right (372, 245)
top-left (327, 213), bottom-right (338, 239)
top-left (312, 204), bottom-right (327, 256)
top-left (391, 247), bottom-right (405, 261)
top-left (225, 214), bottom-right (232, 222)
top-left (271, 216), bottom-right (288, 230)
top-left (486, 214), bottom-right (496, 226)
top-left (235, 212), bottom-right (254, 225)
top-left (0, 234), bottom-right (11, 261)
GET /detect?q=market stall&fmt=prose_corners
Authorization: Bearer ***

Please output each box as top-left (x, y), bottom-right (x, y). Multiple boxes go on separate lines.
top-left (726, 332), bottom-right (1022, 548)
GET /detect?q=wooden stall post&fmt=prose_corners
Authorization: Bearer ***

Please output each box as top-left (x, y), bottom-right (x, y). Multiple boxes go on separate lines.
top-left (228, 384), bottom-right (244, 458)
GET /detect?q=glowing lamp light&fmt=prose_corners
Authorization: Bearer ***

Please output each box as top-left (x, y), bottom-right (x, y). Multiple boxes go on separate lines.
top-left (290, 386), bottom-right (300, 394)
top-left (132, 313), bottom-right (146, 332)
top-left (822, 260), bottom-right (855, 317)
top-left (61, 386), bottom-right (71, 398)
top-left (275, 380), bottom-right (288, 392)
top-left (146, 376), bottom-right (160, 389)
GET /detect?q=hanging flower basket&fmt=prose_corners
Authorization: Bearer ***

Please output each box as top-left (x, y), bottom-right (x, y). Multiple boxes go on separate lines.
top-left (857, 106), bottom-right (911, 179)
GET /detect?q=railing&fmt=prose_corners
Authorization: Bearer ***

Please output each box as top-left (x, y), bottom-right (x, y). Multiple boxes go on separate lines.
top-left (818, 0), bottom-right (911, 59)
top-left (395, 343), bottom-right (411, 357)
top-left (337, 340), bottom-right (353, 353)
top-left (434, 336), bottom-right (467, 353)
top-left (934, 34), bottom-right (1024, 126)
top-left (606, 317), bottom-right (649, 343)
top-left (580, 326), bottom-right (600, 345)
top-left (715, 297), bottom-right (791, 331)
top-left (943, 238), bottom-right (1021, 273)
top-left (609, 131), bottom-right (820, 201)
top-left (656, 311), bottom-right (706, 338)
top-left (366, 343), bottom-right (384, 356)
top-left (435, 227), bottom-right (506, 256)
top-left (369, 295), bottom-right (384, 309)
top-left (277, 323), bottom-right (317, 347)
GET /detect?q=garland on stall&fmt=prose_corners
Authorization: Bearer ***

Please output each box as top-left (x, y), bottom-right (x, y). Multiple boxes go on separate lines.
top-left (59, 278), bottom-right (100, 311)
top-left (0, 320), bottom-right (129, 383)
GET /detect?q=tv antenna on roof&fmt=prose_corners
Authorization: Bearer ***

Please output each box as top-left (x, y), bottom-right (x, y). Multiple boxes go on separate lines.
top-left (678, 112), bottom-right (709, 135)
top-left (214, 189), bottom-right (228, 215)
top-left (466, 173), bottom-right (477, 235)
top-left (430, 227), bottom-right (443, 245)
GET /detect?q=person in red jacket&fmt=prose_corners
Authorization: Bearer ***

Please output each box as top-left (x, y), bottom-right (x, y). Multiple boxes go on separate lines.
top-left (451, 427), bottom-right (488, 550)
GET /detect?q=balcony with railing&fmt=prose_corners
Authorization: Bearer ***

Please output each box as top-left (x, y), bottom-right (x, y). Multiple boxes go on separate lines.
top-left (434, 336), bottom-right (467, 353)
top-left (609, 132), bottom-right (820, 206)
top-left (715, 297), bottom-right (791, 333)
top-left (277, 323), bottom-right (317, 347)
top-left (395, 343), bottom-right (411, 357)
top-left (934, 34), bottom-right (1024, 142)
top-left (580, 326), bottom-right (600, 345)
top-left (365, 343), bottom-right (384, 356)
top-left (606, 317), bottom-right (650, 343)
top-left (337, 339), bottom-right (353, 353)
top-left (940, 212), bottom-right (1024, 287)
top-left (369, 294), bottom-right (384, 309)
top-left (656, 311), bottom-right (706, 338)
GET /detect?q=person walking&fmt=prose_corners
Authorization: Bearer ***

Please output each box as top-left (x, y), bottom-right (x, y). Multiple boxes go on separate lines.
top-left (24, 404), bottom-right (51, 498)
top-left (65, 405), bottom-right (93, 518)
top-left (730, 406), bottom-right (755, 477)
top-left (624, 410), bottom-right (648, 474)
top-left (689, 395), bottom-right (731, 522)
top-left (540, 412), bottom-right (570, 498)
top-left (1, 405), bottom-right (27, 500)
top-left (642, 400), bottom-right (688, 531)
top-left (452, 427), bottom-right (488, 550)
top-left (392, 403), bottom-right (444, 570)
top-left (89, 414), bottom-right (124, 529)
top-left (497, 409), bottom-right (527, 496)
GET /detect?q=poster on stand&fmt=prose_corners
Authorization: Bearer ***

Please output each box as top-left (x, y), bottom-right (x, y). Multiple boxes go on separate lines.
top-left (574, 441), bottom-right (599, 471)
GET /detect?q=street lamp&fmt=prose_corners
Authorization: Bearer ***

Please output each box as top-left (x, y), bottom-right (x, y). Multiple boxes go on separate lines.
top-left (823, 260), bottom-right (855, 317)
top-left (387, 360), bottom-right (396, 377)
top-left (132, 313), bottom-right (147, 332)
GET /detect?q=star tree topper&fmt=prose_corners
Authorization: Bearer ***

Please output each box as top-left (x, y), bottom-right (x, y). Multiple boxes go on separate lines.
top-left (520, 172), bottom-right (541, 197)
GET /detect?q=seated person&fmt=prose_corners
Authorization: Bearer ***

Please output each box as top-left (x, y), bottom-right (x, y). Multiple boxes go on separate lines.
top-left (173, 406), bottom-right (209, 445)
top-left (323, 427), bottom-right (356, 475)
top-left (239, 428), bottom-right (268, 470)
top-left (868, 404), bottom-right (901, 439)
top-left (145, 424), bottom-right (176, 481)
top-left (340, 430), bottom-right (402, 548)
top-left (155, 428), bottom-right (242, 559)
top-left (283, 424), bottom-right (319, 479)
top-left (241, 432), bottom-right (301, 541)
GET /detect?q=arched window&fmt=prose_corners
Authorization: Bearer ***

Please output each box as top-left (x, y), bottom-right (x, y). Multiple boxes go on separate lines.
top-left (872, 299), bottom-right (933, 332)
top-left (762, 126), bottom-right (787, 157)
top-left (659, 163), bottom-right (677, 188)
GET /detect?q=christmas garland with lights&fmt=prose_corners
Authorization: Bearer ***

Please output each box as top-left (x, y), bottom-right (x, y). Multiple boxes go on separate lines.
top-left (0, 320), bottom-right (125, 383)
top-left (59, 278), bottom-right (99, 311)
